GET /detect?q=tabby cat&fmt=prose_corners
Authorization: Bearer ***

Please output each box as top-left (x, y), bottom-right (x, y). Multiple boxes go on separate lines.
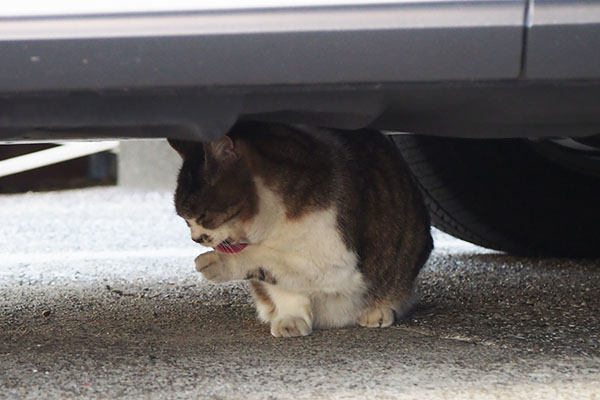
top-left (169, 122), bottom-right (432, 337)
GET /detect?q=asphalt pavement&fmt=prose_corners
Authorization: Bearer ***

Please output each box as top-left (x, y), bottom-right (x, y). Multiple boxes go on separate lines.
top-left (1, 188), bottom-right (599, 399)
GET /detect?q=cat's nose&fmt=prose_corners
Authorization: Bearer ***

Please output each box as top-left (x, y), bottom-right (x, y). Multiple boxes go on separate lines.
top-left (193, 234), bottom-right (210, 244)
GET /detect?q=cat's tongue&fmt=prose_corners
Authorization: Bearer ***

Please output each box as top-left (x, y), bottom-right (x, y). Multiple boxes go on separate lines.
top-left (214, 241), bottom-right (248, 254)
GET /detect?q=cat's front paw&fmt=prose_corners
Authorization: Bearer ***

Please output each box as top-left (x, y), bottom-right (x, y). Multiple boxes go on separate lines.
top-left (195, 251), bottom-right (230, 284)
top-left (270, 316), bottom-right (312, 338)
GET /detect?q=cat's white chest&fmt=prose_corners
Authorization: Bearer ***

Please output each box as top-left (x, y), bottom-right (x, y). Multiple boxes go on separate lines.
top-left (255, 206), bottom-right (367, 328)
top-left (248, 180), bottom-right (365, 298)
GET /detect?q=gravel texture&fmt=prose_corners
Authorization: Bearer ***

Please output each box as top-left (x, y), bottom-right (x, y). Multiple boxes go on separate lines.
top-left (1, 188), bottom-right (599, 399)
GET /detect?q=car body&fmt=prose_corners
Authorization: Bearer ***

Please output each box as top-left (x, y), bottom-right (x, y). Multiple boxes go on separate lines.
top-left (2, 0), bottom-right (600, 141)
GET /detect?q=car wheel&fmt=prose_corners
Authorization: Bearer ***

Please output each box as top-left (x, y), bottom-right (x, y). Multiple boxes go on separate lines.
top-left (392, 134), bottom-right (600, 257)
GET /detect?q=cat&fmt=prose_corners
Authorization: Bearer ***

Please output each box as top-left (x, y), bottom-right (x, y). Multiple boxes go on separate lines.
top-left (169, 122), bottom-right (432, 337)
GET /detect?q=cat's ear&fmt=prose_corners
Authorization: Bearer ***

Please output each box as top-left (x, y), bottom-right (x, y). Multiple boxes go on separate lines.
top-left (203, 136), bottom-right (238, 183)
top-left (203, 136), bottom-right (236, 162)
top-left (167, 139), bottom-right (203, 159)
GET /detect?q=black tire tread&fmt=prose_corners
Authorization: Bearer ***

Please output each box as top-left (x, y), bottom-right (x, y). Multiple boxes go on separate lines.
top-left (393, 135), bottom-right (600, 257)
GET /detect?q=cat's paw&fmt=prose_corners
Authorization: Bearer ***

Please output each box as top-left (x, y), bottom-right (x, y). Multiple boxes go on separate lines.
top-left (359, 307), bottom-right (395, 328)
top-left (270, 316), bottom-right (312, 338)
top-left (195, 252), bottom-right (229, 283)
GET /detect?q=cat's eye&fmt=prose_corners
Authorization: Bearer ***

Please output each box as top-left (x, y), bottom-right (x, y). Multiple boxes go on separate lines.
top-left (196, 212), bottom-right (207, 223)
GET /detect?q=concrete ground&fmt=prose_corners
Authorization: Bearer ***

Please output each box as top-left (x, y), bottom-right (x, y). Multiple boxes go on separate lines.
top-left (1, 188), bottom-right (599, 399)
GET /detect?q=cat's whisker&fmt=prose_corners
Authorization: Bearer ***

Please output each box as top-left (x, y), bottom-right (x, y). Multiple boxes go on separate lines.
top-left (221, 240), bottom-right (235, 252)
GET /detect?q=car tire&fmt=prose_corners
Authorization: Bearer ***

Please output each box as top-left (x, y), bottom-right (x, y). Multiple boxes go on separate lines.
top-left (392, 135), bottom-right (600, 257)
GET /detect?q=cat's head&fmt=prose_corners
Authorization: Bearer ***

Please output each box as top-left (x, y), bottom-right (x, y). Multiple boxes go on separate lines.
top-left (169, 136), bottom-right (258, 253)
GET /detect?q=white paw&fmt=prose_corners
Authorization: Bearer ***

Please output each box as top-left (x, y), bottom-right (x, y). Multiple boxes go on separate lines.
top-left (194, 252), bottom-right (229, 283)
top-left (359, 307), bottom-right (395, 328)
top-left (270, 316), bottom-right (312, 338)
